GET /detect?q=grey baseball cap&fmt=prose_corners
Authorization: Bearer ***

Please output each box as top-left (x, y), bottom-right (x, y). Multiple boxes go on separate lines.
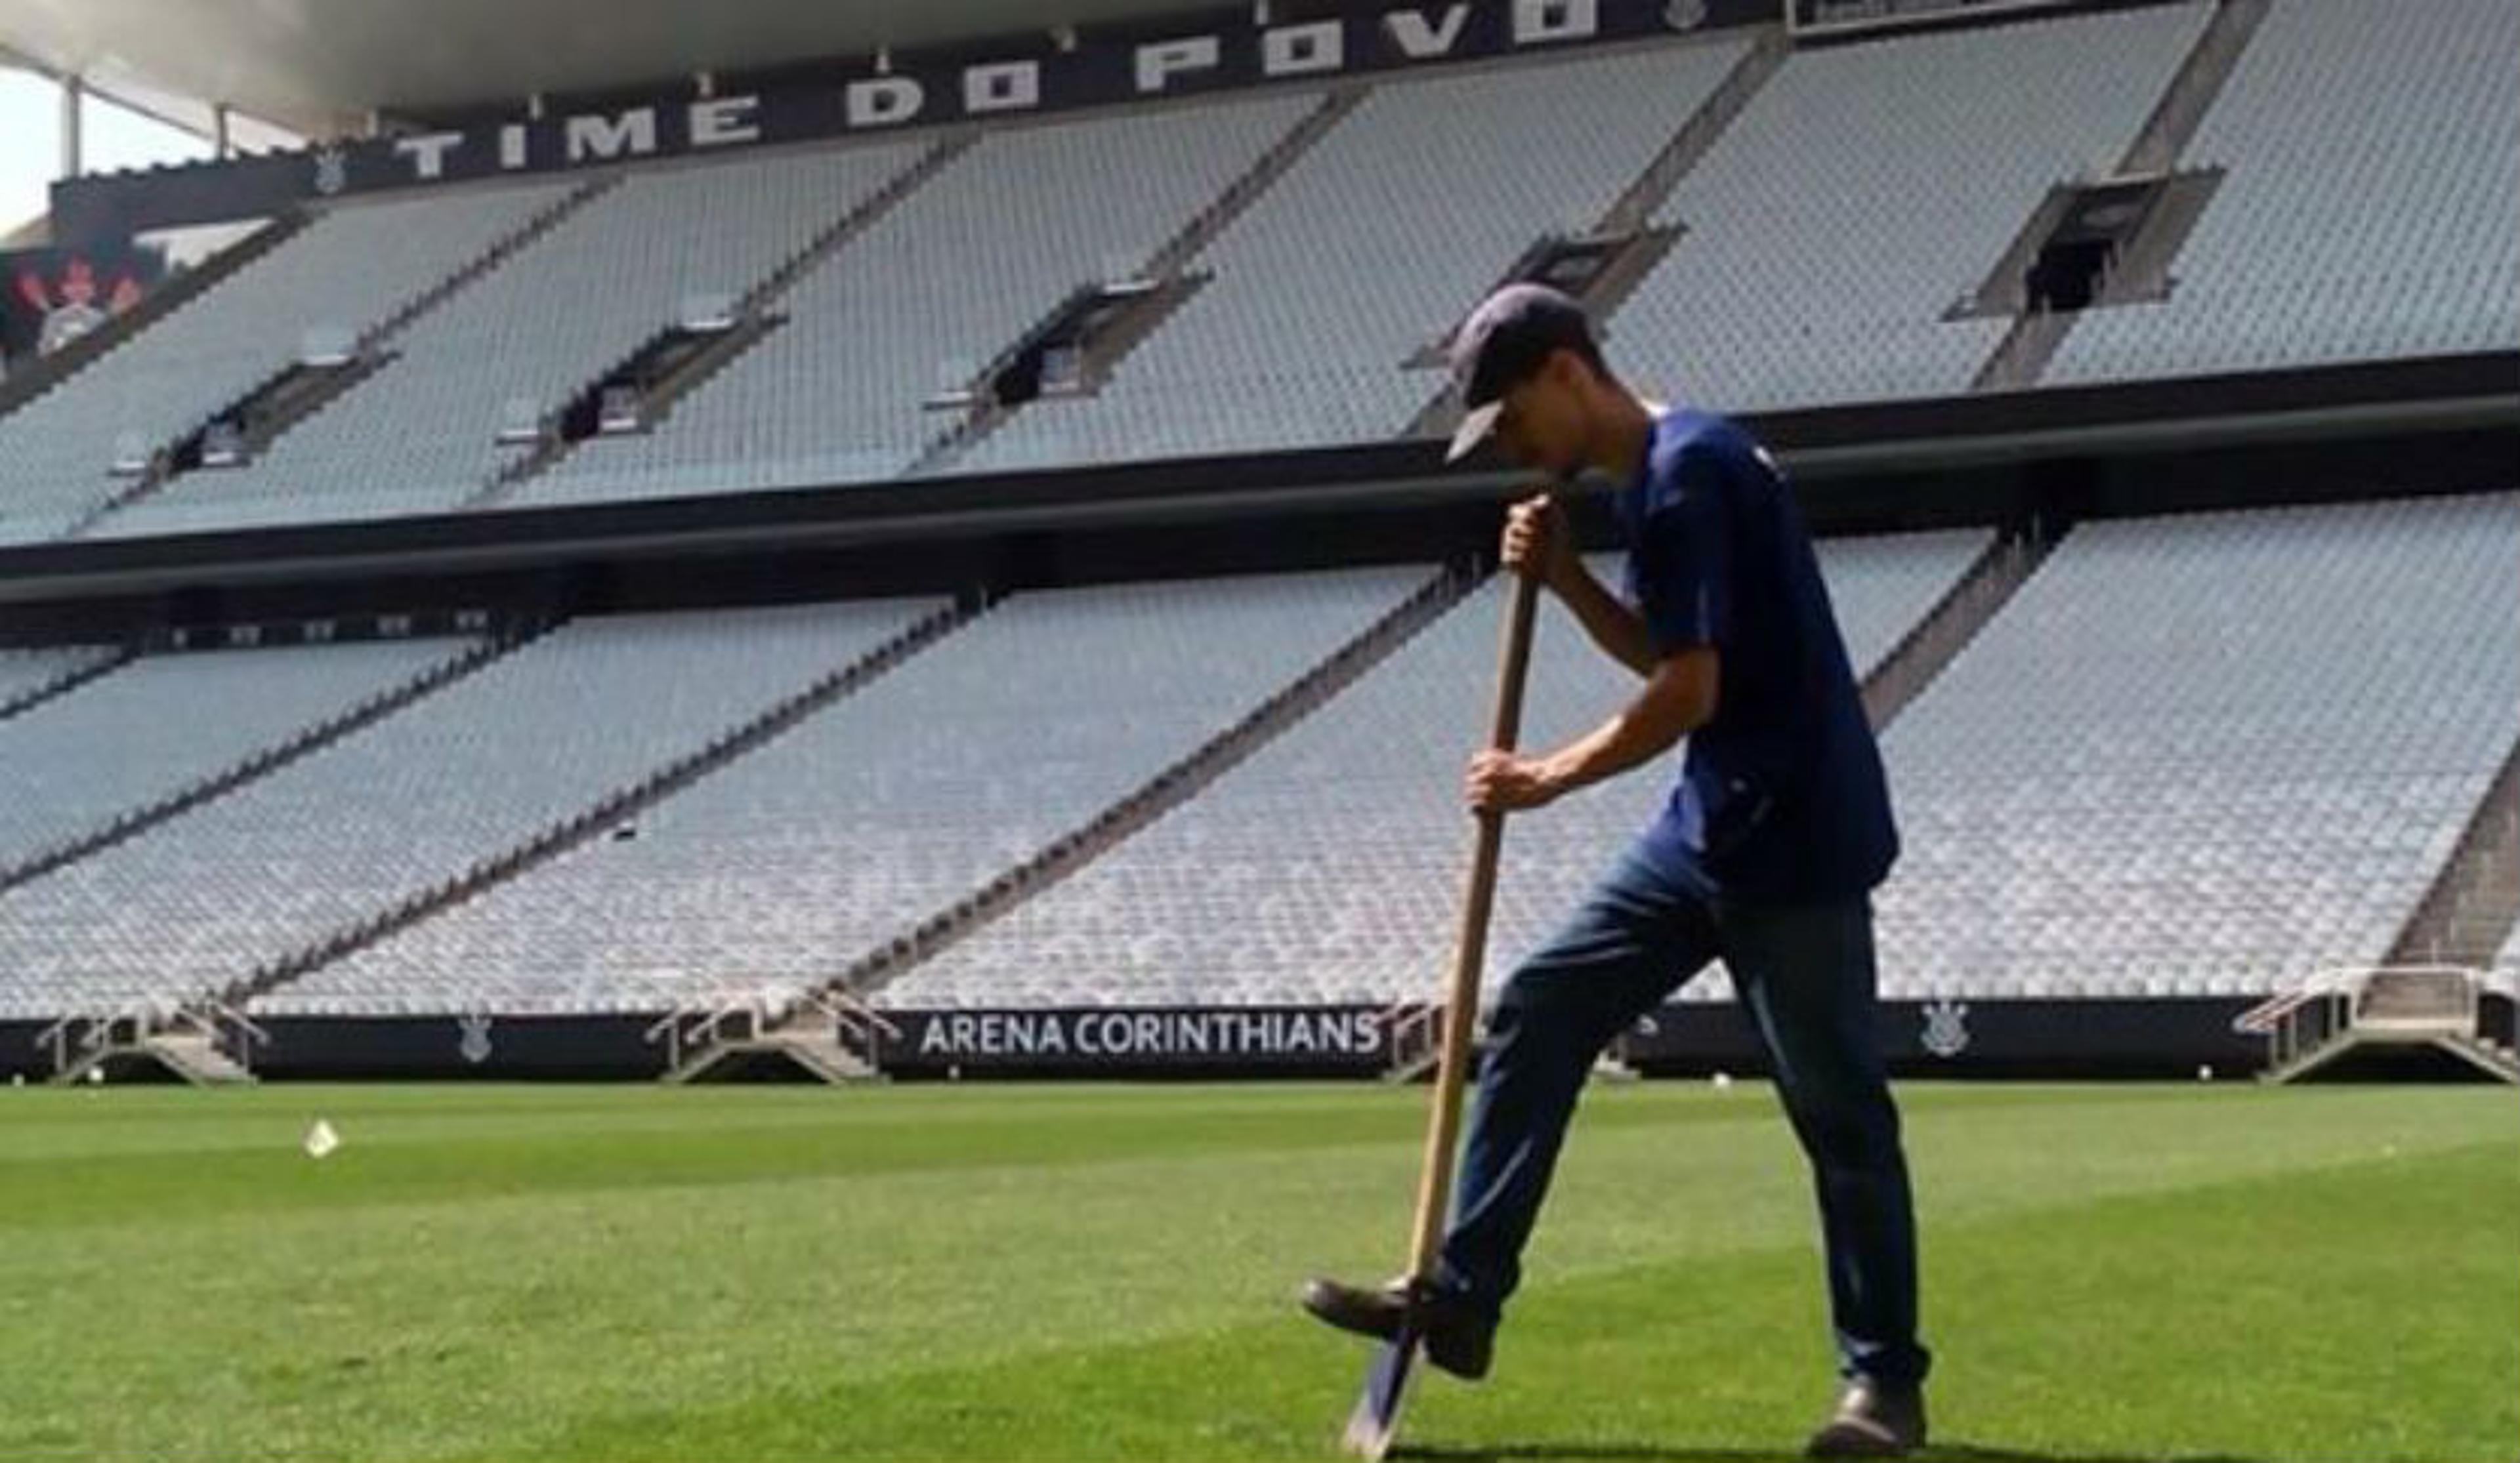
top-left (1444, 283), bottom-right (1597, 463)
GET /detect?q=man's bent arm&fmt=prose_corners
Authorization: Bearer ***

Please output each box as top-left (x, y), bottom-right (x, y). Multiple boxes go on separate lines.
top-left (1549, 560), bottom-right (1660, 678)
top-left (1536, 648), bottom-right (1717, 796)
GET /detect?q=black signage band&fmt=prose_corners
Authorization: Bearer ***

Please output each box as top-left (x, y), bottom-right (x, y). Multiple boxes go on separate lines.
top-left (52, 0), bottom-right (1780, 244)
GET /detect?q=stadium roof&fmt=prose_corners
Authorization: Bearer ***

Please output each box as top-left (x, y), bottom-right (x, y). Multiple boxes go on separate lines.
top-left (1, 0), bottom-right (1192, 136)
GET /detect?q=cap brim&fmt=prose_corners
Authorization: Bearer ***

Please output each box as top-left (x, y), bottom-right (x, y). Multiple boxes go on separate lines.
top-left (1445, 400), bottom-right (1502, 464)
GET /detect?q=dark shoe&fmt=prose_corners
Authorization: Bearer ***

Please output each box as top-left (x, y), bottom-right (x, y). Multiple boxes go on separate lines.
top-left (1299, 1275), bottom-right (1494, 1380)
top-left (1805, 1379), bottom-right (1927, 1456)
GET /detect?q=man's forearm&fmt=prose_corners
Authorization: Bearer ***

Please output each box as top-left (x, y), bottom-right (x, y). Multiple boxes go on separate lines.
top-left (1467, 646), bottom-right (1715, 814)
top-left (1535, 693), bottom-right (1698, 798)
top-left (1550, 562), bottom-right (1658, 677)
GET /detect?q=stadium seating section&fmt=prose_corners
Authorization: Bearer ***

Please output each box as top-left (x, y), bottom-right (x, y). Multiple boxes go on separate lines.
top-left (1610, 3), bottom-right (2206, 411)
top-left (2049, 0), bottom-right (2520, 381)
top-left (1876, 493), bottom-right (2520, 998)
top-left (0, 603), bottom-right (932, 1019)
top-left (518, 99), bottom-right (1309, 503)
top-left (0, 646), bottom-right (115, 706)
top-left (0, 0), bottom-right (2500, 537)
top-left (0, 636), bottom-right (473, 874)
top-left (964, 41), bottom-right (1752, 470)
top-left (3, 491), bottom-right (2515, 1020)
top-left (0, 186), bottom-right (570, 543)
top-left (261, 567), bottom-right (1430, 1014)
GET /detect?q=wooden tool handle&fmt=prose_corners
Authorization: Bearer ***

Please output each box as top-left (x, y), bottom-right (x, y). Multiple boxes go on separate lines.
top-left (1404, 568), bottom-right (1540, 1279)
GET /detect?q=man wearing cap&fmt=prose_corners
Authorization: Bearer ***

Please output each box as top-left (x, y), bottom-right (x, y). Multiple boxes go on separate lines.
top-left (1302, 285), bottom-right (1931, 1456)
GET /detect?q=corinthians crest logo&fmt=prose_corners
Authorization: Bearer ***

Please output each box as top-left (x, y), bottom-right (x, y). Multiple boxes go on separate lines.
top-left (1920, 998), bottom-right (1970, 1059)
top-left (456, 1008), bottom-right (495, 1065)
top-left (312, 145), bottom-right (350, 196)
top-left (13, 255), bottom-right (144, 357)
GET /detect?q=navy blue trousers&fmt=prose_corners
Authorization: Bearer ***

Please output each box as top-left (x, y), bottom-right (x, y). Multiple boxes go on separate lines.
top-left (1435, 840), bottom-right (1931, 1388)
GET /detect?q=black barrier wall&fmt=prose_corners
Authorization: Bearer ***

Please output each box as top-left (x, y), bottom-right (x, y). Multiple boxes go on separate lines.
top-left (1620, 997), bottom-right (2265, 1079)
top-left (254, 1015), bottom-right (669, 1080)
top-left (11, 999), bottom-right (2510, 1083)
top-left (880, 1000), bottom-right (2271, 1078)
top-left (1, 1021), bottom-right (49, 1083)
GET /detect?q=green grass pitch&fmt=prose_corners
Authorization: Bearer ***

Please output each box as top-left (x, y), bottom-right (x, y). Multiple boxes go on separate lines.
top-left (2, 1080), bottom-right (2511, 1461)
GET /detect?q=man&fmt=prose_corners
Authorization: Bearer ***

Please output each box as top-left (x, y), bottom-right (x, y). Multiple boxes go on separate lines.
top-left (1303, 284), bottom-right (1931, 1456)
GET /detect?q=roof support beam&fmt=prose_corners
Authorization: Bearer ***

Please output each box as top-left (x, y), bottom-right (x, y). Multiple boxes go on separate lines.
top-left (60, 73), bottom-right (82, 178)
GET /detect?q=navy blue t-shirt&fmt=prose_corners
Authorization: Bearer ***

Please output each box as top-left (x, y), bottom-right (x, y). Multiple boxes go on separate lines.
top-left (1614, 407), bottom-right (1897, 900)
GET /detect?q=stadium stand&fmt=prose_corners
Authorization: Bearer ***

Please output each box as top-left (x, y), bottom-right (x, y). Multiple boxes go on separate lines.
top-left (958, 39), bottom-right (1753, 472)
top-left (1, 0), bottom-right (2506, 536)
top-left (888, 531), bottom-right (1988, 1010)
top-left (1876, 493), bottom-right (2520, 1000)
top-left (0, 186), bottom-right (571, 544)
top-left (259, 567), bottom-right (1435, 1014)
top-left (503, 96), bottom-right (1316, 505)
top-left (95, 147), bottom-right (926, 536)
top-left (0, 638), bottom-right (476, 876)
top-left (0, 645), bottom-right (119, 712)
top-left (2049, 0), bottom-right (2520, 382)
top-left (1606, 2), bottom-right (2210, 411)
top-left (0, 602), bottom-right (933, 1020)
